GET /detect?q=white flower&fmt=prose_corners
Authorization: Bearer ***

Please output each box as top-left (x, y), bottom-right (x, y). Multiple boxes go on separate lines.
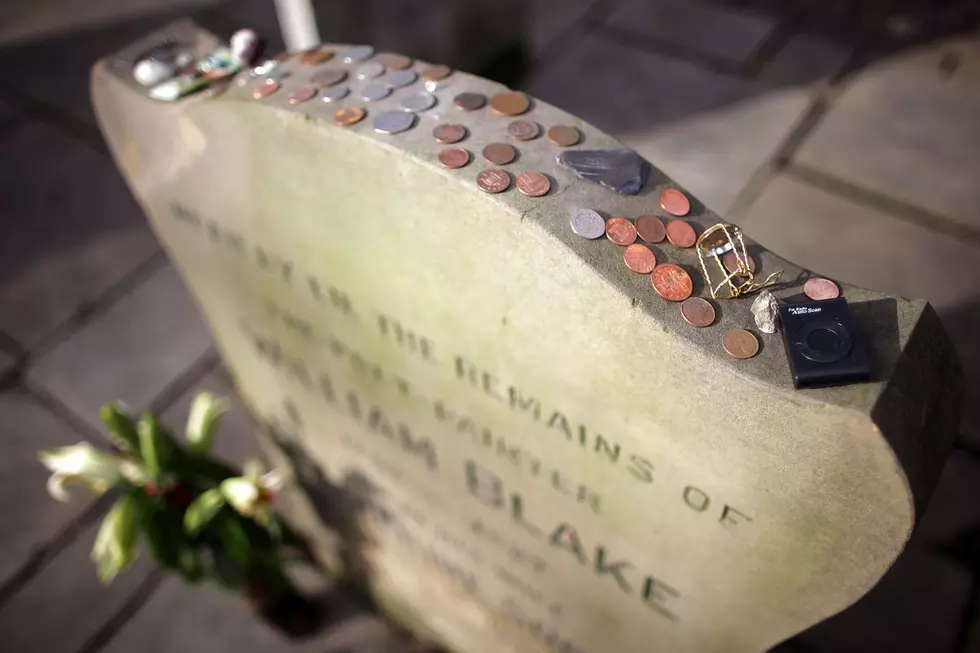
top-left (91, 496), bottom-right (140, 583)
top-left (219, 459), bottom-right (284, 518)
top-left (39, 442), bottom-right (147, 502)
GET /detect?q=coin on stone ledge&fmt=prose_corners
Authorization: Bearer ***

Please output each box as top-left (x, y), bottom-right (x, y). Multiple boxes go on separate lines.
top-left (342, 45), bottom-right (375, 63)
top-left (374, 110), bottom-right (417, 134)
top-left (507, 119), bottom-right (541, 141)
top-left (401, 91), bottom-right (436, 112)
top-left (570, 209), bottom-right (605, 239)
top-left (361, 83), bottom-right (391, 102)
top-left (680, 297), bottom-right (715, 327)
top-left (477, 169), bottom-right (511, 194)
top-left (310, 68), bottom-right (347, 87)
top-left (635, 215), bottom-right (666, 243)
top-left (651, 264), bottom-right (693, 302)
top-left (333, 106), bottom-right (365, 126)
top-left (355, 62), bottom-right (385, 80)
top-left (723, 251), bottom-right (757, 275)
top-left (605, 217), bottom-right (637, 246)
top-left (490, 91), bottom-right (531, 116)
top-left (803, 278), bottom-right (840, 301)
top-left (382, 69), bottom-right (418, 88)
top-left (623, 244), bottom-right (656, 274)
top-left (516, 172), bottom-right (550, 197)
top-left (547, 125), bottom-right (581, 147)
top-left (376, 53), bottom-right (412, 71)
top-left (252, 81), bottom-right (280, 99)
top-left (483, 142), bottom-right (517, 165)
top-left (454, 92), bottom-right (487, 111)
top-left (420, 64), bottom-right (452, 81)
top-left (666, 220), bottom-right (697, 248)
top-left (438, 148), bottom-right (470, 169)
top-left (321, 85), bottom-right (349, 102)
top-left (288, 85), bottom-right (317, 104)
top-left (299, 46), bottom-right (333, 65)
top-left (723, 329), bottom-right (760, 360)
top-left (660, 188), bottom-right (691, 217)
top-left (433, 123), bottom-right (466, 144)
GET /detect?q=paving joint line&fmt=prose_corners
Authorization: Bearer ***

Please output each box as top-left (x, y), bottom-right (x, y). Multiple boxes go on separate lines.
top-left (77, 569), bottom-right (166, 653)
top-left (0, 81), bottom-right (109, 157)
top-left (148, 347), bottom-right (221, 415)
top-left (741, 8), bottom-right (806, 77)
top-left (594, 24), bottom-right (746, 76)
top-left (521, 0), bottom-right (621, 87)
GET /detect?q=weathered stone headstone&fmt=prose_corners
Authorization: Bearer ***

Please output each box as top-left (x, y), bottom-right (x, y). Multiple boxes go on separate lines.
top-left (92, 21), bottom-right (962, 653)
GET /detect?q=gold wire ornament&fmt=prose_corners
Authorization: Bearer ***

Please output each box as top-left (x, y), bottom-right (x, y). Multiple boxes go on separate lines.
top-left (696, 223), bottom-right (781, 299)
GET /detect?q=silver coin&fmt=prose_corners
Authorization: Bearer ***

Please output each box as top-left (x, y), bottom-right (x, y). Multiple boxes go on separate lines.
top-left (381, 69), bottom-right (418, 88)
top-left (400, 91), bottom-right (436, 112)
top-left (253, 59), bottom-right (278, 76)
top-left (355, 62), bottom-right (385, 80)
top-left (265, 70), bottom-right (290, 84)
top-left (570, 209), bottom-right (605, 239)
top-left (321, 85), bottom-right (350, 102)
top-left (424, 79), bottom-right (452, 93)
top-left (342, 45), bottom-right (375, 63)
top-left (361, 82), bottom-right (391, 102)
top-left (373, 110), bottom-right (417, 134)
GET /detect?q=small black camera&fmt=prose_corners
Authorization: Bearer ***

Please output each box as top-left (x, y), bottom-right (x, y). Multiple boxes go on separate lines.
top-left (778, 298), bottom-right (870, 389)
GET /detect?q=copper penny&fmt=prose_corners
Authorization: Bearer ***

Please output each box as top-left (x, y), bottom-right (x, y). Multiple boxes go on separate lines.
top-left (333, 106), bottom-right (365, 127)
top-left (722, 250), bottom-right (757, 276)
top-left (288, 85), bottom-right (317, 104)
top-left (490, 91), bottom-right (531, 116)
top-left (680, 297), bottom-right (715, 327)
top-left (310, 68), bottom-right (347, 87)
top-left (651, 264), bottom-right (693, 302)
top-left (420, 64), bottom-right (452, 81)
top-left (660, 188), bottom-right (691, 216)
top-left (454, 92), bottom-right (487, 111)
top-left (547, 124), bottom-right (581, 147)
top-left (299, 46), bottom-right (333, 66)
top-left (723, 329), bottom-right (760, 360)
top-left (803, 278), bottom-right (840, 301)
top-left (516, 172), bottom-right (550, 197)
top-left (377, 53), bottom-right (412, 71)
top-left (605, 217), bottom-right (637, 246)
top-left (507, 119), bottom-right (541, 141)
top-left (438, 148), bottom-right (470, 169)
top-left (623, 244), bottom-right (656, 274)
top-left (477, 169), bottom-right (511, 194)
top-left (251, 81), bottom-right (280, 99)
top-left (666, 220), bottom-right (697, 248)
top-left (483, 142), bottom-right (517, 165)
top-left (433, 123), bottom-right (467, 144)
top-left (635, 214), bottom-right (666, 243)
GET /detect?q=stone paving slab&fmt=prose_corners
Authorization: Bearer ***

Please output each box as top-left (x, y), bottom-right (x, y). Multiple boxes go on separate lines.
top-left (27, 264), bottom-right (214, 433)
top-left (0, 118), bottom-right (160, 348)
top-left (0, 348), bottom-right (14, 379)
top-left (796, 35), bottom-right (980, 232)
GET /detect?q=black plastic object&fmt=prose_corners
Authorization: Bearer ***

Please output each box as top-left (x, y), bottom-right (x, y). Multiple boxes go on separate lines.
top-left (557, 149), bottom-right (650, 195)
top-left (778, 298), bottom-right (870, 389)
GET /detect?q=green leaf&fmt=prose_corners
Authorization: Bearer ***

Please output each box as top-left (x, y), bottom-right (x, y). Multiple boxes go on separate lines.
top-left (99, 404), bottom-right (141, 459)
top-left (131, 490), bottom-right (183, 569)
top-left (183, 489), bottom-right (225, 537)
top-left (91, 495), bottom-right (140, 583)
top-left (256, 511), bottom-right (283, 544)
top-left (216, 514), bottom-right (253, 568)
top-left (177, 546), bottom-right (204, 584)
top-left (137, 413), bottom-right (174, 481)
top-left (184, 393), bottom-right (229, 455)
top-left (211, 550), bottom-right (246, 590)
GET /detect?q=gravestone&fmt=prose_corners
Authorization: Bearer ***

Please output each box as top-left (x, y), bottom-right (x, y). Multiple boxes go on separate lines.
top-left (92, 21), bottom-right (962, 653)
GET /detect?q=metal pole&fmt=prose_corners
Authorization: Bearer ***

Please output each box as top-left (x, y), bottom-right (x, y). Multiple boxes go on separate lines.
top-left (273, 0), bottom-right (321, 52)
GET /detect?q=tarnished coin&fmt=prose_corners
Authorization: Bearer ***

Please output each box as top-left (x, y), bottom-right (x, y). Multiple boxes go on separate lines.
top-left (477, 169), bottom-right (511, 194)
top-left (433, 123), bottom-right (466, 144)
top-left (300, 46), bottom-right (333, 66)
top-left (547, 124), bottom-right (581, 147)
top-left (483, 142), bottom-right (517, 165)
top-left (516, 172), bottom-right (550, 197)
top-left (570, 209), bottom-right (605, 239)
top-left (376, 53), bottom-right (412, 71)
top-left (382, 69), bottom-right (418, 88)
top-left (623, 244), bottom-right (656, 274)
top-left (723, 251), bottom-right (757, 275)
top-left (660, 188), bottom-right (691, 216)
top-left (287, 85), bottom-right (317, 104)
top-left (355, 62), bottom-right (385, 80)
top-left (342, 45), bottom-right (375, 63)
top-left (635, 215), bottom-right (666, 243)
top-left (252, 81), bottom-right (280, 99)
top-left (438, 148), bottom-right (470, 169)
top-left (723, 329), bottom-right (760, 360)
top-left (605, 217), bottom-right (637, 246)
top-left (361, 82), bottom-right (391, 102)
top-left (507, 119), bottom-right (541, 141)
top-left (373, 110), bottom-right (417, 134)
top-left (420, 64), bottom-right (452, 81)
top-left (400, 91), bottom-right (436, 112)
top-left (310, 68), bottom-right (347, 87)
top-left (454, 92), bottom-right (487, 111)
top-left (803, 278), bottom-right (840, 301)
top-left (321, 85), bottom-right (349, 102)
top-left (651, 264), bottom-right (693, 302)
top-left (680, 297), bottom-right (715, 327)
top-left (490, 91), bottom-right (531, 116)
top-left (333, 106), bottom-right (365, 126)
top-left (666, 220), bottom-right (697, 248)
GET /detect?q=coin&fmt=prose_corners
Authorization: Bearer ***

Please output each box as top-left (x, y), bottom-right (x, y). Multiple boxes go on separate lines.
top-left (722, 251), bottom-right (757, 275)
top-left (374, 110), bottom-right (417, 134)
top-left (420, 64), bottom-right (452, 81)
top-left (666, 220), bottom-right (696, 248)
top-left (377, 53), bottom-right (412, 71)
top-left (433, 123), bottom-right (466, 144)
top-left (507, 119), bottom-right (541, 141)
top-left (477, 169), bottom-right (511, 194)
top-left (623, 244), bottom-right (656, 274)
top-left (321, 85), bottom-right (349, 102)
top-left (723, 329), bottom-right (760, 360)
top-left (288, 85), bottom-right (317, 104)
top-left (660, 188), bottom-right (691, 216)
top-left (400, 91), bottom-right (436, 112)
top-left (803, 278), bottom-right (840, 301)
top-left (454, 92), bottom-right (487, 111)
top-left (355, 62), bottom-right (385, 80)
top-left (680, 297), bottom-right (715, 327)
top-left (299, 46), bottom-right (333, 65)
top-left (651, 264), bottom-right (693, 302)
top-left (605, 217), bottom-right (637, 246)
top-left (483, 142), bottom-right (517, 165)
top-left (547, 125), bottom-right (581, 147)
top-left (361, 82), bottom-right (391, 102)
top-left (490, 91), bottom-right (530, 116)
top-left (516, 172), bottom-right (550, 197)
top-left (382, 69), bottom-right (418, 88)
top-left (252, 81), bottom-right (280, 99)
top-left (570, 209), bottom-right (605, 239)
top-left (333, 106), bottom-right (365, 126)
top-left (342, 45), bottom-right (375, 63)
top-left (438, 148), bottom-right (471, 169)
top-left (635, 215), bottom-right (666, 243)
top-left (310, 68), bottom-right (347, 87)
